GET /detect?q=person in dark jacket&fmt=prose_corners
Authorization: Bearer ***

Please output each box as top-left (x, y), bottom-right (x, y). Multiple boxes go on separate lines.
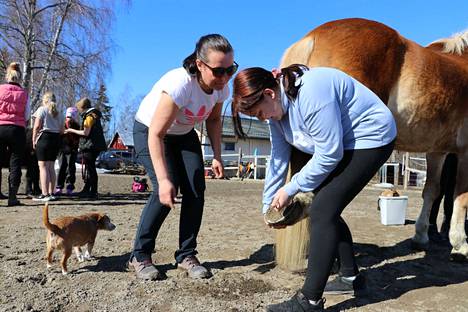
top-left (55, 106), bottom-right (80, 195)
top-left (0, 62), bottom-right (30, 206)
top-left (64, 98), bottom-right (106, 199)
top-left (25, 126), bottom-right (41, 197)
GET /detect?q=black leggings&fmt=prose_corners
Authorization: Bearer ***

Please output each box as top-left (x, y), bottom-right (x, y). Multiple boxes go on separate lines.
top-left (302, 141), bottom-right (394, 301)
top-left (57, 151), bottom-right (77, 189)
top-left (82, 151), bottom-right (99, 194)
top-left (0, 125), bottom-right (25, 192)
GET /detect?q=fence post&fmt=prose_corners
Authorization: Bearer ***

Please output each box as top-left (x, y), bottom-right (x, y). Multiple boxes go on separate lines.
top-left (254, 154), bottom-right (258, 180)
top-left (403, 152), bottom-right (409, 190)
top-left (237, 147), bottom-right (242, 178)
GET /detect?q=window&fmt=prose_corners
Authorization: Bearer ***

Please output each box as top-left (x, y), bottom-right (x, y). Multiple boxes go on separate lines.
top-left (224, 142), bottom-right (235, 151)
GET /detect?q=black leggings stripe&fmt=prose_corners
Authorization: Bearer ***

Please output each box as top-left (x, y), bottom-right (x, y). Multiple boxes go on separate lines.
top-left (302, 141), bottom-right (394, 300)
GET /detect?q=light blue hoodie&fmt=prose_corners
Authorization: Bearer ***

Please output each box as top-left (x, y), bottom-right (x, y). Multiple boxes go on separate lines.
top-left (262, 67), bottom-right (396, 213)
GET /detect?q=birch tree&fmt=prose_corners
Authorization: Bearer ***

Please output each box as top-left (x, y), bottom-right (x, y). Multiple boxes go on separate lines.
top-left (0, 0), bottom-right (120, 112)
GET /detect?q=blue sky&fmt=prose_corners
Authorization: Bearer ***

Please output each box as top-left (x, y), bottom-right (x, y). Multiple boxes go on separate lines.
top-left (107, 0), bottom-right (468, 119)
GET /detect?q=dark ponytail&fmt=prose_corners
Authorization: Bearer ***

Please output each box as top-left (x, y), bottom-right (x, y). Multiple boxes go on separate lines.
top-left (183, 34), bottom-right (234, 75)
top-left (182, 52), bottom-right (198, 75)
top-left (279, 64), bottom-right (307, 101)
top-left (232, 101), bottom-right (247, 139)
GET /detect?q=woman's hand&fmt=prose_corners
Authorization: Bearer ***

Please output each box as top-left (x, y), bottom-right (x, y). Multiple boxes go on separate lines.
top-left (211, 158), bottom-right (224, 178)
top-left (158, 178), bottom-right (176, 209)
top-left (271, 187), bottom-right (293, 211)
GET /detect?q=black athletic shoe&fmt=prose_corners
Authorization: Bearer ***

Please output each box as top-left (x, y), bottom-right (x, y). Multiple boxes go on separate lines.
top-left (266, 292), bottom-right (325, 312)
top-left (324, 274), bottom-right (367, 296)
top-left (0, 193), bottom-right (8, 200)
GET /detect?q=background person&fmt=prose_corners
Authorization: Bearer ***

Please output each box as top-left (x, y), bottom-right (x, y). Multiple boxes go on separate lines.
top-left (128, 34), bottom-right (236, 281)
top-left (55, 107), bottom-right (80, 195)
top-left (232, 65), bottom-right (396, 311)
top-left (32, 91), bottom-right (64, 201)
top-left (64, 98), bottom-right (107, 199)
top-left (0, 62), bottom-right (29, 206)
top-left (25, 126), bottom-right (41, 197)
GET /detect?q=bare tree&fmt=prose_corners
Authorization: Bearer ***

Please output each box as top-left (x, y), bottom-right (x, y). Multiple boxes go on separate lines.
top-left (0, 0), bottom-right (120, 112)
top-left (115, 84), bottom-right (141, 136)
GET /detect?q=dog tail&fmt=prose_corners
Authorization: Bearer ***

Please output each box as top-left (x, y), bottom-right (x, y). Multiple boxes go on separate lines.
top-left (43, 203), bottom-right (61, 234)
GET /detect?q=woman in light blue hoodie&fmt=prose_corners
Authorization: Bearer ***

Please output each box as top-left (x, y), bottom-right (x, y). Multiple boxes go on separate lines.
top-left (232, 65), bottom-right (396, 312)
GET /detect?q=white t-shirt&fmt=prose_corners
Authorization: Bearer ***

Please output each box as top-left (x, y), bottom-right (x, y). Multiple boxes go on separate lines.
top-left (135, 67), bottom-right (229, 135)
top-left (33, 105), bottom-right (64, 133)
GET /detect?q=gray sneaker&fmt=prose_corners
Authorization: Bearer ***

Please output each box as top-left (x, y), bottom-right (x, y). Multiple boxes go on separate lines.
top-left (178, 255), bottom-right (211, 279)
top-left (127, 257), bottom-right (161, 280)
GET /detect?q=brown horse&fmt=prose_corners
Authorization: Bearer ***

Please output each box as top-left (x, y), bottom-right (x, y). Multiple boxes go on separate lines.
top-left (277, 18), bottom-right (468, 268)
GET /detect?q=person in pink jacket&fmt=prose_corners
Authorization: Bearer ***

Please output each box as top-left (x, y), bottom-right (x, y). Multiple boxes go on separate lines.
top-left (0, 62), bottom-right (30, 206)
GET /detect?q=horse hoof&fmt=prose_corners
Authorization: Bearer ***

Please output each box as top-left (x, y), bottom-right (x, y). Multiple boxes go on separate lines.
top-left (410, 240), bottom-right (429, 251)
top-left (450, 253), bottom-right (467, 263)
top-left (264, 192), bottom-right (311, 227)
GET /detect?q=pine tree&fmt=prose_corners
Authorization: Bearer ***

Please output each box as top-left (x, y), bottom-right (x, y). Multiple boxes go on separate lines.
top-left (94, 84), bottom-right (112, 139)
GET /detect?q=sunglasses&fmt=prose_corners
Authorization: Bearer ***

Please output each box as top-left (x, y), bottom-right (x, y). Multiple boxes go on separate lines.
top-left (200, 60), bottom-right (239, 78)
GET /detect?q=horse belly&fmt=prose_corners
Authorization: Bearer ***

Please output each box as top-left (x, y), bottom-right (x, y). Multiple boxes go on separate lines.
top-left (388, 82), bottom-right (459, 153)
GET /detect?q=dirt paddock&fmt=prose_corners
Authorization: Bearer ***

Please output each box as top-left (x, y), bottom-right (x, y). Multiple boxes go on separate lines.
top-left (1, 172), bottom-right (467, 311)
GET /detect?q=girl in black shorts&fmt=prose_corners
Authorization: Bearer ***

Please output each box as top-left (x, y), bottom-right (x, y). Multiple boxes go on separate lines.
top-left (32, 92), bottom-right (64, 201)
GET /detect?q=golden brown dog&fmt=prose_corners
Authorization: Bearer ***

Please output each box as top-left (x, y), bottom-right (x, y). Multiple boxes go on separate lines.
top-left (380, 189), bottom-right (401, 197)
top-left (377, 189), bottom-right (402, 211)
top-left (43, 203), bottom-right (116, 274)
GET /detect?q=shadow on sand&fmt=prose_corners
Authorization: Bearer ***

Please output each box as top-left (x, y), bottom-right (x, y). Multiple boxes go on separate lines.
top-left (326, 236), bottom-right (468, 311)
top-left (23, 192), bottom-right (150, 207)
top-left (204, 244), bottom-right (275, 274)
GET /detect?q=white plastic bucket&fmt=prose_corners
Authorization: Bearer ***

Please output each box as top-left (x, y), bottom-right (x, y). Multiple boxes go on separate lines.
top-left (378, 196), bottom-right (408, 225)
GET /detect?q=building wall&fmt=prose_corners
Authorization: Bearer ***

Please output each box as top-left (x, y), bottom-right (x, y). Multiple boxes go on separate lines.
top-left (201, 136), bottom-right (271, 157)
top-left (200, 136), bottom-right (271, 178)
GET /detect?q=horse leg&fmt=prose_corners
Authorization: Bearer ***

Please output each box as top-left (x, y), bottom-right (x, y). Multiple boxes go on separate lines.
top-left (449, 152), bottom-right (468, 261)
top-left (412, 152), bottom-right (445, 250)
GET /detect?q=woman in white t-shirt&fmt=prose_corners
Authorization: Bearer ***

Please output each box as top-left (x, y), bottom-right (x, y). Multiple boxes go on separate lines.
top-left (32, 92), bottom-right (64, 201)
top-left (129, 34), bottom-right (238, 280)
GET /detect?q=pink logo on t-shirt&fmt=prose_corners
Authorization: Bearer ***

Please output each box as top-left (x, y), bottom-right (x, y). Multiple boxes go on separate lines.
top-left (176, 105), bottom-right (213, 125)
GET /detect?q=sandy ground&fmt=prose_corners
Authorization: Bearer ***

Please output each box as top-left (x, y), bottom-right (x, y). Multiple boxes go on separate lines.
top-left (1, 171), bottom-right (467, 312)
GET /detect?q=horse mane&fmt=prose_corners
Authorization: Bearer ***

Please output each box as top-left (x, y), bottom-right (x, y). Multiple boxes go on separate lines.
top-left (431, 29), bottom-right (468, 55)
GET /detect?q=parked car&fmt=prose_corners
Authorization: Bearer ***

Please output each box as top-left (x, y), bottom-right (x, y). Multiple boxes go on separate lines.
top-left (95, 150), bottom-right (134, 170)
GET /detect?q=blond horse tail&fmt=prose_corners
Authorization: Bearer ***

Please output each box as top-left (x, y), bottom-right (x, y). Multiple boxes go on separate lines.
top-left (280, 35), bottom-right (315, 68)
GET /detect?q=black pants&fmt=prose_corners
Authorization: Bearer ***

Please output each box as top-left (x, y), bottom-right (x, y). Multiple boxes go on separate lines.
top-left (429, 153), bottom-right (457, 226)
top-left (57, 151), bottom-right (77, 189)
top-left (0, 125), bottom-right (25, 194)
top-left (302, 141), bottom-right (394, 301)
top-left (131, 121), bottom-right (205, 263)
top-left (81, 151), bottom-right (99, 194)
top-left (25, 149), bottom-right (40, 195)
top-left (24, 127), bottom-right (40, 195)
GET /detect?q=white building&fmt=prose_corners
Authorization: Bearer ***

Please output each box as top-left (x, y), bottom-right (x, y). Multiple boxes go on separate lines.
top-left (196, 116), bottom-right (271, 178)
